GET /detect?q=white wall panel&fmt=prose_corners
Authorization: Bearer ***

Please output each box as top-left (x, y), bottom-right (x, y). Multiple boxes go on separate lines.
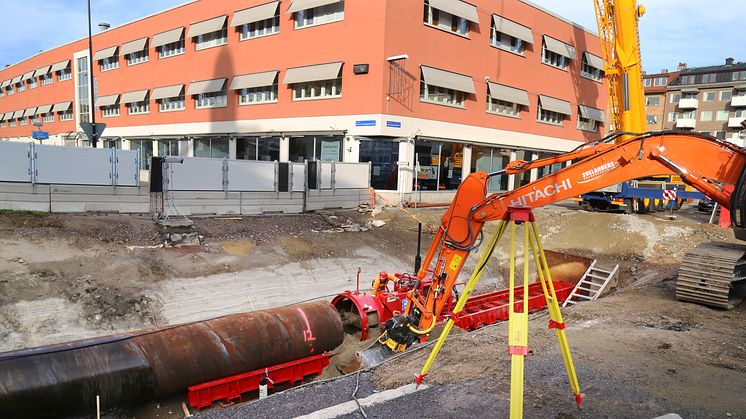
top-left (35, 145), bottom-right (113, 185)
top-left (291, 163), bottom-right (305, 192)
top-left (114, 150), bottom-right (140, 186)
top-left (320, 162), bottom-right (333, 189)
top-left (0, 142), bottom-right (31, 182)
top-left (227, 160), bottom-right (276, 191)
top-left (167, 157), bottom-right (224, 191)
top-left (335, 163), bottom-right (370, 189)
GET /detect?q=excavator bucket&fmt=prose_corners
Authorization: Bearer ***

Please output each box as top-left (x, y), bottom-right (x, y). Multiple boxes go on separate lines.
top-left (357, 340), bottom-right (397, 369)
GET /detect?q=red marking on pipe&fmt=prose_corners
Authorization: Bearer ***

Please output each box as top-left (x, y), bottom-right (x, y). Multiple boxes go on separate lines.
top-left (296, 307), bottom-right (317, 343)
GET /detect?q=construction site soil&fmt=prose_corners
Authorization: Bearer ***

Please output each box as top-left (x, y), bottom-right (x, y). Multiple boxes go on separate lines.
top-left (0, 203), bottom-right (744, 418)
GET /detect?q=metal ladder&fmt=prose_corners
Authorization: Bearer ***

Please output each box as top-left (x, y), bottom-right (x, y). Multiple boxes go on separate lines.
top-left (562, 260), bottom-right (619, 307)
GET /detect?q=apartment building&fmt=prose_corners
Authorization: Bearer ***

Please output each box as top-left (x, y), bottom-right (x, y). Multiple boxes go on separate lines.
top-left (663, 58), bottom-right (746, 144)
top-left (0, 0), bottom-right (608, 199)
top-left (643, 68), bottom-right (680, 131)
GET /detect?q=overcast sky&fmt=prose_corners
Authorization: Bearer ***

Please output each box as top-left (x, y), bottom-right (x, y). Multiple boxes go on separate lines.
top-left (1, 0), bottom-right (742, 73)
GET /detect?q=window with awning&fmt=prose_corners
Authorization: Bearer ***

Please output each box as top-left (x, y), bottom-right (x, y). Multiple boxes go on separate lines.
top-left (487, 82), bottom-right (529, 116)
top-left (285, 62), bottom-right (343, 100)
top-left (577, 104), bottom-right (604, 132)
top-left (538, 95), bottom-right (571, 124)
top-left (490, 15), bottom-right (532, 54)
top-left (542, 35), bottom-right (576, 70)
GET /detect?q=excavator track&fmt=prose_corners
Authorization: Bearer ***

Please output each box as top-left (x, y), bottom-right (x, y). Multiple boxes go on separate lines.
top-left (676, 242), bottom-right (746, 309)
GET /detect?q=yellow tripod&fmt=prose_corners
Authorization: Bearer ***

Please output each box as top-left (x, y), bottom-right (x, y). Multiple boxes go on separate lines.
top-left (414, 206), bottom-right (583, 418)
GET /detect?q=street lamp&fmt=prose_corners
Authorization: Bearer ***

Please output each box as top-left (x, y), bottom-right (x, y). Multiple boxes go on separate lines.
top-left (85, 0), bottom-right (99, 148)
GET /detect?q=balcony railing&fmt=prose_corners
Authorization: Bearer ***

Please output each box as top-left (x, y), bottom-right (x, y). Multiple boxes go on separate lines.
top-left (675, 118), bottom-right (696, 129)
top-left (678, 98), bottom-right (699, 109)
top-left (731, 95), bottom-right (746, 107)
top-left (728, 116), bottom-right (746, 128)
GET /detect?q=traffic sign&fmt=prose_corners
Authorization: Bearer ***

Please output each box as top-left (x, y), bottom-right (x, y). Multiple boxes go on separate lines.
top-left (32, 131), bottom-right (49, 140)
top-left (80, 122), bottom-right (106, 143)
top-left (662, 189), bottom-right (677, 201)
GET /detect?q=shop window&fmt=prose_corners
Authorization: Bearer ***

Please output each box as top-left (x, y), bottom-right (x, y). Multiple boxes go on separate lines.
top-left (158, 139), bottom-right (182, 156)
top-left (194, 137), bottom-right (229, 158)
top-left (413, 139), bottom-right (464, 191)
top-left (236, 137), bottom-right (280, 161)
top-left (289, 136), bottom-right (343, 162)
top-left (130, 140), bottom-right (153, 170)
top-left (470, 146), bottom-right (511, 192)
top-left (104, 139), bottom-right (122, 149)
top-left (359, 138), bottom-right (400, 190)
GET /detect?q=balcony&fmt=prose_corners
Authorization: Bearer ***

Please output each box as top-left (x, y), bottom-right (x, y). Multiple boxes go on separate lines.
top-left (675, 118), bottom-right (696, 129)
top-left (728, 116), bottom-right (746, 128)
top-left (731, 95), bottom-right (746, 107)
top-left (726, 134), bottom-right (744, 148)
top-left (678, 98), bottom-right (699, 109)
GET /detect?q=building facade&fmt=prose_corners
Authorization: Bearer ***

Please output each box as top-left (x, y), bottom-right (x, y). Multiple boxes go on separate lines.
top-left (0, 0), bottom-right (608, 200)
top-left (643, 68), bottom-right (680, 131)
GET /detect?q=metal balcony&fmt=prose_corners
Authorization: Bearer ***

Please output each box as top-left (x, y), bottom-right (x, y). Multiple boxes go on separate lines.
top-left (731, 95), bottom-right (746, 107)
top-left (678, 98), bottom-right (699, 109)
top-left (728, 116), bottom-right (746, 128)
top-left (675, 118), bottom-right (696, 129)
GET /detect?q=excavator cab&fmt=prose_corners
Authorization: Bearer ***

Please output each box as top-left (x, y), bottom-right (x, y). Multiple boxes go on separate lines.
top-left (730, 161), bottom-right (746, 241)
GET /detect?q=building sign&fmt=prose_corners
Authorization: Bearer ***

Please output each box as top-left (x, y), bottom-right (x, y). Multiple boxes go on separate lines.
top-left (320, 140), bottom-right (341, 162)
top-left (32, 131), bottom-right (49, 140)
top-left (386, 121), bottom-right (401, 128)
top-left (355, 120), bottom-right (376, 127)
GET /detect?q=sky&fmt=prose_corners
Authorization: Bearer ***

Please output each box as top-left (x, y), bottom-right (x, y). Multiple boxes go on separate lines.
top-left (0, 0), bottom-right (743, 73)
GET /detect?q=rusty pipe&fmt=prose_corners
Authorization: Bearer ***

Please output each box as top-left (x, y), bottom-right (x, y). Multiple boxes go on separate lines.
top-left (0, 301), bottom-right (343, 418)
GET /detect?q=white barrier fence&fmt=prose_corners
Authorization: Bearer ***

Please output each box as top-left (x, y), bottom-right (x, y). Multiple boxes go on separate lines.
top-left (0, 142), bottom-right (140, 187)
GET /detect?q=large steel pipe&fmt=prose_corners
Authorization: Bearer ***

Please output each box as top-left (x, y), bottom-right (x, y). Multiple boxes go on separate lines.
top-left (0, 301), bottom-right (343, 418)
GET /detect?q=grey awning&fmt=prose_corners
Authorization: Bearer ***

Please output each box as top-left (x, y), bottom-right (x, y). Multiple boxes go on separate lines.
top-left (232, 1), bottom-right (279, 27)
top-left (52, 101), bottom-right (72, 112)
top-left (492, 14), bottom-right (532, 43)
top-left (1, 80), bottom-right (9, 88)
top-left (420, 65), bottom-right (476, 94)
top-left (538, 95), bottom-right (571, 115)
top-left (97, 94), bottom-right (120, 107)
top-left (23, 107), bottom-right (37, 117)
top-left (283, 62), bottom-right (343, 84)
top-left (543, 35), bottom-right (576, 60)
top-left (152, 27), bottom-right (184, 48)
top-left (152, 84), bottom-right (184, 100)
top-left (1, 113), bottom-right (10, 121)
top-left (230, 70), bottom-right (279, 90)
top-left (50, 60), bottom-right (70, 72)
top-left (578, 104), bottom-right (605, 122)
top-left (34, 66), bottom-right (51, 77)
top-left (583, 52), bottom-right (604, 69)
top-left (11, 76), bottom-right (22, 84)
top-left (187, 78), bottom-right (227, 95)
top-left (13, 110), bottom-right (24, 119)
top-left (429, 0), bottom-right (479, 23)
top-left (487, 82), bottom-right (529, 106)
top-left (187, 15), bottom-right (227, 38)
top-left (22, 71), bottom-right (34, 81)
top-left (121, 90), bottom-right (149, 104)
top-left (36, 104), bottom-right (53, 115)
top-left (120, 37), bottom-right (148, 56)
top-left (681, 87), bottom-right (698, 93)
top-left (287, 0), bottom-right (341, 14)
top-left (93, 46), bottom-right (119, 61)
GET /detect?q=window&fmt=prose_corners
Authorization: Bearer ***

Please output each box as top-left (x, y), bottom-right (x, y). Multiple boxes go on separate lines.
top-left (736, 110), bottom-right (746, 118)
top-left (102, 105), bottom-right (120, 117)
top-left (59, 110), bottom-right (73, 121)
top-left (703, 74), bottom-right (717, 83)
top-left (239, 85), bottom-right (278, 105)
top-left (419, 75), bottom-right (465, 108)
top-left (0, 121), bottom-right (5, 128)
top-left (159, 39), bottom-right (185, 58)
top-left (489, 23), bottom-right (523, 54)
top-left (0, 90), bottom-right (4, 97)
top-left (720, 90), bottom-right (733, 101)
top-left (240, 16), bottom-right (280, 40)
top-left (359, 138), bottom-right (400, 190)
top-left (158, 139), bottom-right (182, 156)
top-left (645, 96), bottom-right (660, 106)
top-left (642, 78), bottom-right (652, 87)
top-left (129, 140), bottom-right (153, 170)
top-left (289, 136), bottom-right (343, 162)
top-left (17, 82), bottom-right (24, 93)
top-left (733, 72), bottom-right (740, 81)
top-left (646, 115), bottom-right (658, 124)
top-left (126, 50), bottom-right (149, 66)
top-left (581, 56), bottom-right (604, 81)
top-left (486, 95), bottom-right (521, 117)
top-left (58, 68), bottom-right (72, 81)
top-left (577, 115), bottom-right (597, 132)
top-left (128, 100), bottom-right (150, 115)
top-left (680, 111), bottom-right (695, 120)
top-left (19, 118), bottom-right (27, 126)
top-left (715, 131), bottom-right (726, 140)
top-left (9, 119), bottom-right (16, 127)
top-left (28, 78), bottom-right (37, 89)
top-left (679, 75), bottom-right (694, 85)
top-left (296, 1), bottom-right (345, 29)
top-left (100, 56), bottom-right (119, 71)
top-left (704, 91), bottom-right (716, 101)
top-left (716, 111), bottom-right (729, 121)
top-left (293, 78), bottom-right (342, 101)
top-left (423, 0), bottom-right (467, 36)
top-left (670, 93), bottom-right (680, 103)
top-left (195, 92), bottom-right (227, 108)
top-left (736, 89), bottom-right (746, 97)
top-left (700, 111), bottom-right (713, 121)
top-left (538, 105), bottom-right (566, 125)
top-left (41, 74), bottom-right (52, 85)
top-left (159, 95), bottom-right (185, 112)
top-left (542, 43), bottom-right (568, 69)
top-left (237, 137), bottom-right (281, 161)
top-left (7, 85), bottom-right (14, 95)
top-left (413, 139), bottom-right (464, 191)
top-left (682, 92), bottom-right (697, 100)
top-left (77, 57), bottom-right (90, 123)
top-left (193, 137), bottom-right (229, 158)
top-left (653, 76), bottom-right (667, 86)
top-left (43, 113), bottom-right (54, 123)
top-left (196, 28), bottom-right (228, 50)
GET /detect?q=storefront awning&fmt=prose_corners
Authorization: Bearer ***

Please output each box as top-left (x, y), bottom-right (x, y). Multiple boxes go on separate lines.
top-left (50, 60), bottom-right (70, 72)
top-left (152, 84), bottom-right (184, 100)
top-left (187, 78), bottom-right (227, 95)
top-left (492, 14), bottom-right (532, 43)
top-left (187, 15), bottom-right (227, 38)
top-left (36, 104), bottom-right (53, 115)
top-left (487, 82), bottom-right (529, 106)
top-left (230, 70), bottom-right (279, 90)
top-left (97, 94), bottom-right (120, 107)
top-left (578, 104), bottom-right (605, 122)
top-left (232, 1), bottom-right (279, 26)
top-left (420, 65), bottom-right (475, 94)
top-left (121, 90), bottom-right (149, 104)
top-left (52, 101), bottom-right (72, 112)
top-left (583, 52), bottom-right (604, 69)
top-left (283, 62), bottom-right (342, 84)
top-left (13, 110), bottom-right (24, 119)
top-left (120, 38), bottom-right (148, 56)
top-left (538, 95), bottom-right (571, 115)
top-left (93, 46), bottom-right (119, 61)
top-left (287, 0), bottom-right (340, 14)
top-left (429, 0), bottom-right (479, 23)
top-left (34, 66), bottom-right (51, 78)
top-left (543, 35), bottom-right (576, 60)
top-left (152, 27), bottom-right (184, 48)
top-left (23, 107), bottom-right (37, 117)
top-left (21, 71), bottom-right (34, 81)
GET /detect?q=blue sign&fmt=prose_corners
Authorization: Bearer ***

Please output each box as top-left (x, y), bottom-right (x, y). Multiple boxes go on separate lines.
top-left (355, 120), bottom-right (376, 127)
top-left (32, 131), bottom-right (49, 140)
top-left (386, 121), bottom-right (402, 128)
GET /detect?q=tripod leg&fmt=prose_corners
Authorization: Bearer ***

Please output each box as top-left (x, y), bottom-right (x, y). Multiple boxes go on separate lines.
top-left (508, 222), bottom-right (529, 419)
top-left (415, 220), bottom-right (508, 386)
top-left (529, 222), bottom-right (584, 408)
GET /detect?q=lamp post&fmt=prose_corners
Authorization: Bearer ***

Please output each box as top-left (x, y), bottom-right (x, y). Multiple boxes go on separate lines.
top-left (86, 0), bottom-right (98, 148)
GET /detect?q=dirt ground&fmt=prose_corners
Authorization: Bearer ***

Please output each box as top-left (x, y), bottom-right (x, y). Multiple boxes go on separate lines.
top-left (0, 202), bottom-right (744, 418)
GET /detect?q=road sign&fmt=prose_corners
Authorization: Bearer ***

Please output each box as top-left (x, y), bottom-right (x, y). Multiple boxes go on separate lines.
top-left (32, 131), bottom-right (49, 140)
top-left (79, 122), bottom-right (106, 143)
top-left (662, 189), bottom-right (677, 201)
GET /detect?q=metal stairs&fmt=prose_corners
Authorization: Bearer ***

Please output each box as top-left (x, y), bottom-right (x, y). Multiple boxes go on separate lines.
top-left (562, 260), bottom-right (619, 307)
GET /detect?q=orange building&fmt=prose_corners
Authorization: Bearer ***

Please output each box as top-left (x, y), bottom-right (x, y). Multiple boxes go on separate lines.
top-left (0, 0), bottom-right (607, 197)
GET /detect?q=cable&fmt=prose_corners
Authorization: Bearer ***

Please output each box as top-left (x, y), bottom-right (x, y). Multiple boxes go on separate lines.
top-left (352, 370), bottom-right (368, 419)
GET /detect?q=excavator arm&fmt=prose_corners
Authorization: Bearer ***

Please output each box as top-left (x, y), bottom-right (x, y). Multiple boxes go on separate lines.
top-left (378, 132), bottom-right (746, 351)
